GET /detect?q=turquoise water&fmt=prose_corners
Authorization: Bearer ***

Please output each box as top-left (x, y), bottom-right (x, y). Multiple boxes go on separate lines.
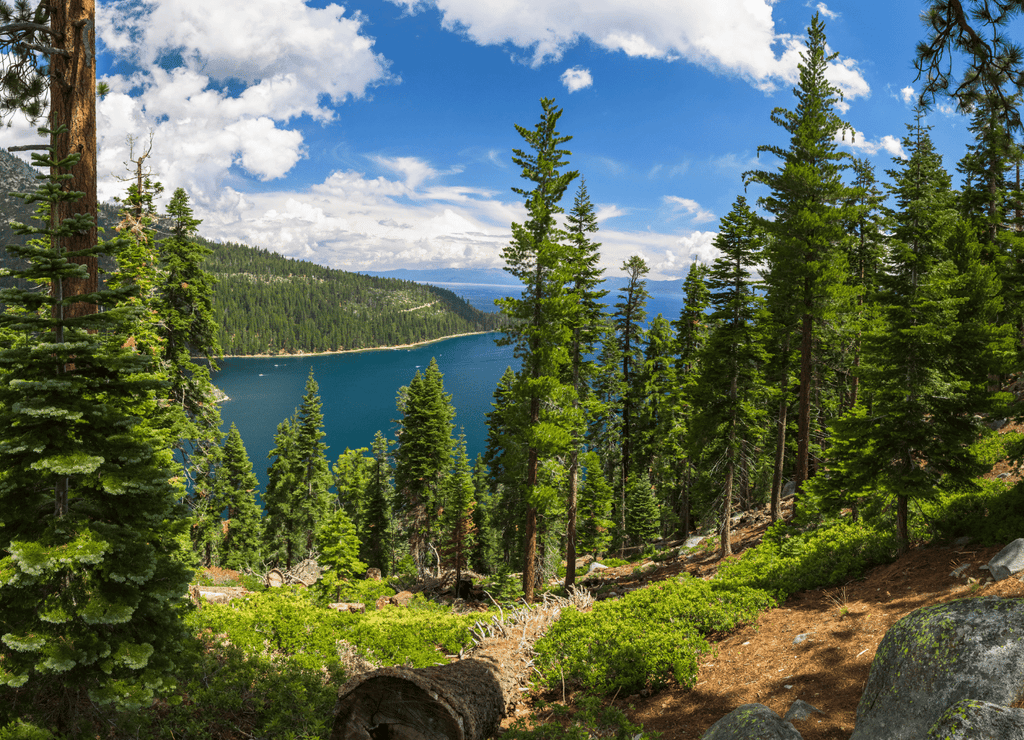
top-left (212, 286), bottom-right (685, 495)
top-left (213, 332), bottom-right (518, 494)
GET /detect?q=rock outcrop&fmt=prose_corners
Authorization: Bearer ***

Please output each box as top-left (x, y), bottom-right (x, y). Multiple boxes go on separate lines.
top-left (850, 597), bottom-right (1024, 740)
top-left (927, 699), bottom-right (1024, 740)
top-left (701, 704), bottom-right (803, 740)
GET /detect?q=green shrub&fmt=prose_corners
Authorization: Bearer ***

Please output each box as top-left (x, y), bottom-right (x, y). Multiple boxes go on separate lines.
top-left (345, 599), bottom-right (476, 667)
top-left (503, 695), bottom-right (657, 740)
top-left (716, 519), bottom-right (898, 601)
top-left (0, 721), bottom-right (57, 740)
top-left (534, 577), bottom-right (773, 695)
top-left (921, 478), bottom-right (1024, 546)
top-left (315, 575), bottom-right (395, 609)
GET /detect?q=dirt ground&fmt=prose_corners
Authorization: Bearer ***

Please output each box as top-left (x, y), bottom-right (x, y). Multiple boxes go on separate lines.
top-left (522, 497), bottom-right (1024, 739)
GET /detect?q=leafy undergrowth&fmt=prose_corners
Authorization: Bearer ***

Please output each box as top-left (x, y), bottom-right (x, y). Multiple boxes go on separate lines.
top-left (534, 578), bottom-right (773, 695)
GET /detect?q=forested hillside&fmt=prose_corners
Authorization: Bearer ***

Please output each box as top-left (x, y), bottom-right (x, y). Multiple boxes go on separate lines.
top-left (200, 239), bottom-right (506, 355)
top-left (0, 149), bottom-right (505, 356)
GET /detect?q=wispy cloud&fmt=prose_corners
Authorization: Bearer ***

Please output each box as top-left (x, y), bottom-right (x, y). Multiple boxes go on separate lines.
top-left (664, 196), bottom-right (716, 224)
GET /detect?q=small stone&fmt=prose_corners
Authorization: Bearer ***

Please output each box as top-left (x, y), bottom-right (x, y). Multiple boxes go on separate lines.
top-left (785, 699), bottom-right (823, 722)
top-left (784, 684), bottom-right (794, 690)
top-left (793, 633), bottom-right (813, 645)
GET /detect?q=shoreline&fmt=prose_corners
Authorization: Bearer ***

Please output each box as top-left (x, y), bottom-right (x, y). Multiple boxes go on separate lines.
top-left (216, 330), bottom-right (498, 360)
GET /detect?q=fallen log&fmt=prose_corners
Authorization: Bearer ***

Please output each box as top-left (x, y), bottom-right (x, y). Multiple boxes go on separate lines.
top-left (331, 590), bottom-right (593, 740)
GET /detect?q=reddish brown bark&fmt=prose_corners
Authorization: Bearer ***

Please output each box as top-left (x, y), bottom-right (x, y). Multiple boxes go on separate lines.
top-left (49, 0), bottom-right (97, 318)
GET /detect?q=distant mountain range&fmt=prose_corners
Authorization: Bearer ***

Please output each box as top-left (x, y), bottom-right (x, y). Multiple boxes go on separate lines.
top-left (363, 268), bottom-right (687, 296)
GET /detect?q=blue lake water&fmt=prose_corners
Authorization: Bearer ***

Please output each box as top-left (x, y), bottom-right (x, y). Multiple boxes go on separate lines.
top-left (213, 284), bottom-right (685, 495)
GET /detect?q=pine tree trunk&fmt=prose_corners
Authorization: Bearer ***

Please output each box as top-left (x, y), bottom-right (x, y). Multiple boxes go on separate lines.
top-left (332, 605), bottom-right (557, 740)
top-left (50, 0), bottom-right (98, 319)
top-left (770, 332), bottom-right (791, 523)
top-left (896, 493), bottom-right (909, 554)
top-left (523, 445), bottom-right (538, 602)
top-left (564, 449), bottom-right (578, 589)
top-left (794, 310), bottom-right (813, 517)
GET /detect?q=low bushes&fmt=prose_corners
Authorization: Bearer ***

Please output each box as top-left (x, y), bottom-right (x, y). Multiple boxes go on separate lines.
top-left (533, 577), bottom-right (773, 695)
top-left (716, 519), bottom-right (898, 602)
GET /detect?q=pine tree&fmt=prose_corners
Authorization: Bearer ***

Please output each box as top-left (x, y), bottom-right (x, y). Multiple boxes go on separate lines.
top-left (497, 97), bottom-right (579, 600)
top-left (394, 358), bottom-right (454, 573)
top-left (0, 138), bottom-right (190, 722)
top-left (689, 196), bottom-right (768, 557)
top-left (820, 115), bottom-right (1012, 551)
top-left (745, 12), bottom-right (853, 509)
top-left (635, 313), bottom-right (676, 533)
top-left (670, 262), bottom-right (711, 534)
top-left (363, 431), bottom-right (396, 576)
top-left (218, 423), bottom-right (264, 570)
top-left (562, 177), bottom-right (607, 588)
top-left (439, 435), bottom-right (477, 589)
top-left (613, 255), bottom-right (650, 553)
top-left (263, 370), bottom-right (333, 569)
top-left (484, 366), bottom-right (528, 569)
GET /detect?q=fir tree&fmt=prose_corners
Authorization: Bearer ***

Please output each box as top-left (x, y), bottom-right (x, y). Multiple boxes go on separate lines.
top-left (394, 358), bottom-right (454, 573)
top-left (689, 196), bottom-right (768, 557)
top-left (625, 473), bottom-right (660, 547)
top-left (316, 506), bottom-right (366, 596)
top-left (0, 137), bottom-right (190, 723)
top-left (363, 431), bottom-right (396, 576)
top-left (496, 97), bottom-right (579, 600)
top-left (577, 451), bottom-right (615, 558)
top-left (218, 422), bottom-right (264, 570)
top-left (745, 12), bottom-right (853, 509)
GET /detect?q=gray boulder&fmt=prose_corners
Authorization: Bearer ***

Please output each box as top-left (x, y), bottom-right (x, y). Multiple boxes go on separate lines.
top-left (850, 598), bottom-right (1024, 740)
top-left (701, 704), bottom-right (803, 740)
top-left (927, 699), bottom-right (1024, 740)
top-left (988, 538), bottom-right (1024, 581)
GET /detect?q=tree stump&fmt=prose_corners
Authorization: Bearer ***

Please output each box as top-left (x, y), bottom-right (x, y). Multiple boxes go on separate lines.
top-left (331, 658), bottom-right (505, 740)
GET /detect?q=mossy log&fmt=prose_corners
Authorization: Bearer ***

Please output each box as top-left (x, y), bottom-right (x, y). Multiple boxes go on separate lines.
top-left (331, 594), bottom-right (583, 740)
top-left (330, 653), bottom-right (510, 740)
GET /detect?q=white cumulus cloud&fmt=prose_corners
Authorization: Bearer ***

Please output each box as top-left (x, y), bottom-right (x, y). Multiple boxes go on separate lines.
top-left (835, 129), bottom-right (906, 159)
top-left (94, 0), bottom-right (393, 203)
top-left (561, 66), bottom-right (594, 92)
top-left (385, 0), bottom-right (869, 100)
top-left (901, 85), bottom-right (916, 104)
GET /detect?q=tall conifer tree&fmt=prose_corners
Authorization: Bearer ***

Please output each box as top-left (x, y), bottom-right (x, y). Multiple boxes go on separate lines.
top-left (0, 140), bottom-right (190, 721)
top-left (218, 422), bottom-right (264, 570)
top-left (497, 97), bottom-right (579, 600)
top-left (689, 196), bottom-right (768, 556)
top-left (745, 13), bottom-right (853, 509)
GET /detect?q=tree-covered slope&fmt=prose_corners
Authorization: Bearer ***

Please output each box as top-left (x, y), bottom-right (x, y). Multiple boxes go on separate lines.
top-left (0, 149), bottom-right (505, 356)
top-left (200, 238), bottom-right (507, 355)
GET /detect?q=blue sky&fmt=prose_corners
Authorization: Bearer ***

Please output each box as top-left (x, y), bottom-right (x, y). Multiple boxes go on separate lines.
top-left (5, 1), bottom-right (983, 279)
